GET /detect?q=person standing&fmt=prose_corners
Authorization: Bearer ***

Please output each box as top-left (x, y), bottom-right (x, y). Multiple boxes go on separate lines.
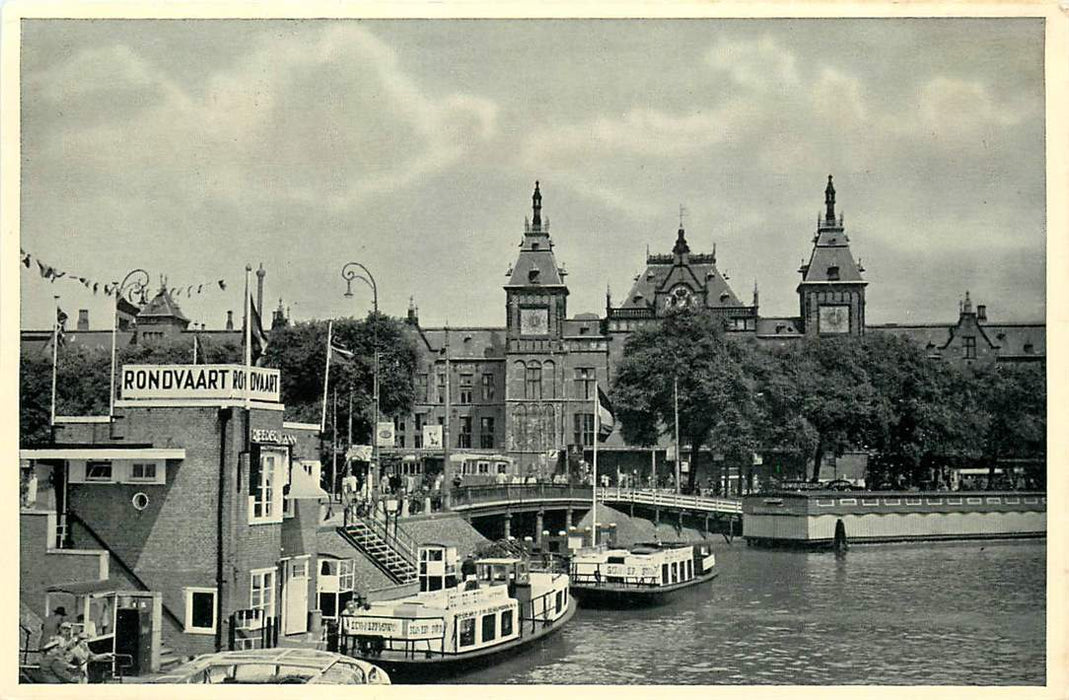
top-left (41, 606), bottom-right (68, 646)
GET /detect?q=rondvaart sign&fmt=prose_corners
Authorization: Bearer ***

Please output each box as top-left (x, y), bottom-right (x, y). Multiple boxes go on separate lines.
top-left (120, 364), bottom-right (281, 403)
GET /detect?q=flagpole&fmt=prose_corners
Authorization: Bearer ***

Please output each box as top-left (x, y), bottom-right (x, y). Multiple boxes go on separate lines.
top-left (592, 378), bottom-right (598, 547)
top-left (674, 376), bottom-right (681, 495)
top-left (321, 320), bottom-right (333, 433)
top-left (50, 296), bottom-right (60, 429)
top-left (243, 264), bottom-right (252, 411)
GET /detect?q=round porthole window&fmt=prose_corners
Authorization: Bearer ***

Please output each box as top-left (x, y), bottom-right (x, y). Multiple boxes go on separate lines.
top-left (132, 492), bottom-right (150, 511)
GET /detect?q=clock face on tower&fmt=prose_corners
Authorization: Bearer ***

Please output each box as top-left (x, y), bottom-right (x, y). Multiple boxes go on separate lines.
top-left (667, 285), bottom-right (694, 309)
top-left (519, 307), bottom-right (549, 336)
top-left (818, 305), bottom-right (850, 334)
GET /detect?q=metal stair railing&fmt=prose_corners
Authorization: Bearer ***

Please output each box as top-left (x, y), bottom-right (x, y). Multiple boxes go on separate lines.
top-left (339, 518), bottom-right (418, 583)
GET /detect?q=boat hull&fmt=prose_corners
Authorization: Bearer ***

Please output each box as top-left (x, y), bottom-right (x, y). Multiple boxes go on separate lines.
top-left (340, 597), bottom-right (577, 683)
top-left (570, 570), bottom-right (718, 608)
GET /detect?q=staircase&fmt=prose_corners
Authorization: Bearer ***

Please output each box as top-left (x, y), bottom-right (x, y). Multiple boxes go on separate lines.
top-left (158, 645), bottom-right (183, 673)
top-left (339, 518), bottom-right (418, 584)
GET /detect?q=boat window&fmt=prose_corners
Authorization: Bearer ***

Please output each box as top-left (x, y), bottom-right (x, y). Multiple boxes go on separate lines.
top-left (662, 563), bottom-right (669, 584)
top-left (321, 560), bottom-right (338, 576)
top-left (555, 590), bottom-right (563, 614)
top-left (481, 613), bottom-right (496, 642)
top-left (231, 664), bottom-right (280, 683)
top-left (671, 562), bottom-right (678, 583)
top-left (687, 560), bottom-right (694, 579)
top-left (459, 618), bottom-right (476, 647)
top-left (501, 609), bottom-right (514, 636)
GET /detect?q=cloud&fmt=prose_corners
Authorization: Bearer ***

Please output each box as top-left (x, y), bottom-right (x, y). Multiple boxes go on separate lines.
top-left (705, 35), bottom-right (800, 93)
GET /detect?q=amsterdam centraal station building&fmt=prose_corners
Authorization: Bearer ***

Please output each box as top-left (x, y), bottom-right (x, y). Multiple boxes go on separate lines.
top-left (24, 178), bottom-right (1045, 486)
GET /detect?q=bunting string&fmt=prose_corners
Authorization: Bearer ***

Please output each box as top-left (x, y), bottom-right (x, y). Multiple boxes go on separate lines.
top-left (20, 248), bottom-right (230, 300)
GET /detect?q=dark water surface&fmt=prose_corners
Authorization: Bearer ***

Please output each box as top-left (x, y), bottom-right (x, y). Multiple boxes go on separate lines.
top-left (454, 539), bottom-right (1045, 685)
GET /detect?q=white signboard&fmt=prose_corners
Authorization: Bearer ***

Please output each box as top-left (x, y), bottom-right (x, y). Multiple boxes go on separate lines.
top-left (376, 421), bottom-right (396, 448)
top-left (121, 365), bottom-right (281, 403)
top-left (681, 461), bottom-right (689, 474)
top-left (423, 425), bottom-right (443, 449)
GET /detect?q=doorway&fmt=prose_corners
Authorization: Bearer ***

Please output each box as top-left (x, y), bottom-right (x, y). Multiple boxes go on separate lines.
top-left (282, 557), bottom-right (309, 636)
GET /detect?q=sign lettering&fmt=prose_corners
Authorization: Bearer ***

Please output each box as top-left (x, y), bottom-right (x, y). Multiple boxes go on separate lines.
top-left (120, 365), bottom-right (281, 403)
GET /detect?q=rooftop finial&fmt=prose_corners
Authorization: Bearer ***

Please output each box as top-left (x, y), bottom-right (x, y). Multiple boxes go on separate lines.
top-left (672, 225), bottom-right (690, 257)
top-left (825, 174), bottom-right (836, 223)
top-left (532, 181), bottom-right (542, 229)
top-left (963, 290), bottom-right (973, 314)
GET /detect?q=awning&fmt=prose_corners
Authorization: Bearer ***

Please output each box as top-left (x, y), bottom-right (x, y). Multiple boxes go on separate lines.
top-left (20, 447), bottom-right (186, 461)
top-left (47, 580), bottom-right (119, 595)
top-left (288, 479), bottom-right (329, 500)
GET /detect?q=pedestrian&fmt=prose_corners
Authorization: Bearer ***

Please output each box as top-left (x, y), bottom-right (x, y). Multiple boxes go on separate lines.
top-left (41, 606), bottom-right (68, 646)
top-left (64, 630), bottom-right (112, 683)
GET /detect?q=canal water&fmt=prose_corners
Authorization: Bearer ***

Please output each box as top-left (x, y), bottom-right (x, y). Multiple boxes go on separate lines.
top-left (455, 539), bottom-right (1045, 685)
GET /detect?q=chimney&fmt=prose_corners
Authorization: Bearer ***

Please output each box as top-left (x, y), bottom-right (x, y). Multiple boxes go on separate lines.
top-left (226, 310), bottom-right (234, 331)
top-left (256, 263), bottom-right (266, 315)
top-left (977, 304), bottom-right (987, 322)
top-left (77, 309), bottom-right (89, 331)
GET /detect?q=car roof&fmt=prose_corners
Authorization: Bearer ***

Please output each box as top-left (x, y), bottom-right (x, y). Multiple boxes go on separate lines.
top-left (153, 648), bottom-right (383, 682)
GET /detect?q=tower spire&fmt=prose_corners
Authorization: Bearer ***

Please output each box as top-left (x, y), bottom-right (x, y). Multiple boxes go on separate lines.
top-left (825, 174), bottom-right (836, 223)
top-left (532, 181), bottom-right (542, 230)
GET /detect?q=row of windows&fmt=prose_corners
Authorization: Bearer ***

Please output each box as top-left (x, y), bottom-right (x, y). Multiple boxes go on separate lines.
top-left (661, 559), bottom-right (695, 584)
top-left (394, 416), bottom-right (496, 449)
top-left (184, 562), bottom-right (296, 635)
top-left (458, 609), bottom-right (514, 647)
top-left (417, 372), bottom-right (498, 405)
top-left (415, 367), bottom-right (603, 403)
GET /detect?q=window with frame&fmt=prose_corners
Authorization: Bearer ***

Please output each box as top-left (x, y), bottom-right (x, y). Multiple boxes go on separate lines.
top-left (436, 372), bottom-right (446, 404)
top-left (501, 609), bottom-right (514, 636)
top-left (964, 336), bottom-right (977, 359)
top-left (184, 587), bottom-right (217, 634)
top-left (250, 569), bottom-right (276, 628)
top-left (459, 374), bottom-right (473, 404)
top-left (480, 417), bottom-right (495, 449)
top-left (575, 368), bottom-right (595, 400)
top-left (416, 373), bottom-right (429, 403)
top-left (555, 590), bottom-right (563, 614)
top-left (481, 613), bottom-right (496, 642)
top-left (339, 559), bottom-right (355, 592)
top-left (414, 414), bottom-right (425, 448)
top-left (481, 373), bottom-right (495, 401)
top-left (459, 618), bottom-right (476, 647)
top-left (130, 462), bottom-right (157, 481)
top-left (458, 417), bottom-right (472, 449)
top-left (85, 461), bottom-right (113, 482)
top-left (250, 448), bottom-right (285, 524)
top-left (525, 364), bottom-right (542, 400)
top-left (573, 413), bottom-right (594, 447)
top-left (396, 418), bottom-right (406, 448)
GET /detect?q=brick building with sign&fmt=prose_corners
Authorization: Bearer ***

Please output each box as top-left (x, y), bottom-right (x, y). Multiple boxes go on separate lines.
top-left (19, 363), bottom-right (329, 663)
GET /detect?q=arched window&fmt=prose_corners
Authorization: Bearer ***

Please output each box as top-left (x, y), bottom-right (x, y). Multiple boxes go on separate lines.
top-left (511, 361), bottom-right (526, 398)
top-left (542, 360), bottom-right (556, 399)
top-left (542, 404), bottom-right (556, 446)
top-left (511, 404), bottom-right (528, 452)
top-left (525, 362), bottom-right (542, 400)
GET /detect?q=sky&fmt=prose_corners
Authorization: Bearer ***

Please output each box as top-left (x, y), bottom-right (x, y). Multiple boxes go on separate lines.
top-left (18, 18), bottom-right (1046, 331)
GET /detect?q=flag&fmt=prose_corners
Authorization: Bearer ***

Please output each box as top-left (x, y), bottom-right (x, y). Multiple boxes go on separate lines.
top-left (218, 279), bottom-right (227, 290)
top-left (596, 386), bottom-right (615, 442)
top-left (249, 294), bottom-right (270, 365)
top-left (22, 253), bottom-right (30, 268)
top-left (331, 342), bottom-right (355, 359)
top-left (53, 307), bottom-right (68, 348)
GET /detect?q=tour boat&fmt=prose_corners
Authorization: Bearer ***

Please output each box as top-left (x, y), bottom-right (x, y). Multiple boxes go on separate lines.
top-left (568, 541), bottom-right (718, 607)
top-left (335, 543), bottom-right (575, 682)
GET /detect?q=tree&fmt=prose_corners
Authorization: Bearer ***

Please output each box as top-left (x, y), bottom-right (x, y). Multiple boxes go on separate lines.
top-left (974, 362), bottom-right (1045, 489)
top-left (260, 313), bottom-right (419, 443)
top-left (612, 309), bottom-right (758, 493)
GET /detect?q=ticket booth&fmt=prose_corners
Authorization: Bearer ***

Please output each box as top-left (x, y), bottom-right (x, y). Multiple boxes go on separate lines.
top-left (45, 583), bottom-right (161, 678)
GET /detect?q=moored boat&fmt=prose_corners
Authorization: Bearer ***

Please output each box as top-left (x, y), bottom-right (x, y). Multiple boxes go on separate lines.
top-left (335, 543), bottom-right (575, 682)
top-left (568, 541), bottom-right (718, 608)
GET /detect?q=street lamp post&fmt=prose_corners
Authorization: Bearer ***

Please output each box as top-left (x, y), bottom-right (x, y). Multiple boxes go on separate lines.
top-left (109, 269), bottom-right (149, 417)
top-left (341, 262), bottom-right (379, 491)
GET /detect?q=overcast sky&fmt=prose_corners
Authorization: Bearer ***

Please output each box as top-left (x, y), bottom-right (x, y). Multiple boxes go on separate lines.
top-left (18, 18), bottom-right (1046, 331)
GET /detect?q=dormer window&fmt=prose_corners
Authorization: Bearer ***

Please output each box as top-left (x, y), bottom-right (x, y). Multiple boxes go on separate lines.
top-left (826, 266), bottom-right (840, 281)
top-left (579, 327), bottom-right (589, 335)
top-left (528, 267), bottom-right (540, 283)
top-left (719, 292), bottom-right (730, 303)
top-left (531, 242), bottom-right (540, 251)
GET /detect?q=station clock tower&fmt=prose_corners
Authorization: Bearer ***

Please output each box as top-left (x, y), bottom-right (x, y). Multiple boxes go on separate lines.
top-left (797, 176), bottom-right (867, 336)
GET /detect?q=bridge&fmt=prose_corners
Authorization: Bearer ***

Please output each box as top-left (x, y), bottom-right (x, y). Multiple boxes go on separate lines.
top-left (448, 484), bottom-right (742, 540)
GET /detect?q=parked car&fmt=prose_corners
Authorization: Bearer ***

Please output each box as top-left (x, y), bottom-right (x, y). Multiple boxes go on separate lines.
top-left (152, 648), bottom-right (391, 685)
top-left (823, 479), bottom-right (857, 492)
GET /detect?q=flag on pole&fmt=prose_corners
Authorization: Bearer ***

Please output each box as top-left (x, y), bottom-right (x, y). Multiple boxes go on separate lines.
top-left (596, 386), bottom-right (615, 442)
top-left (249, 294), bottom-right (270, 365)
top-left (331, 342), bottom-right (355, 359)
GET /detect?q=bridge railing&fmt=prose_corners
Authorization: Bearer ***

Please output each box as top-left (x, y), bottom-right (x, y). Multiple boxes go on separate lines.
top-left (450, 484), bottom-right (742, 515)
top-left (451, 483), bottom-right (593, 509)
top-left (598, 487), bottom-right (744, 515)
